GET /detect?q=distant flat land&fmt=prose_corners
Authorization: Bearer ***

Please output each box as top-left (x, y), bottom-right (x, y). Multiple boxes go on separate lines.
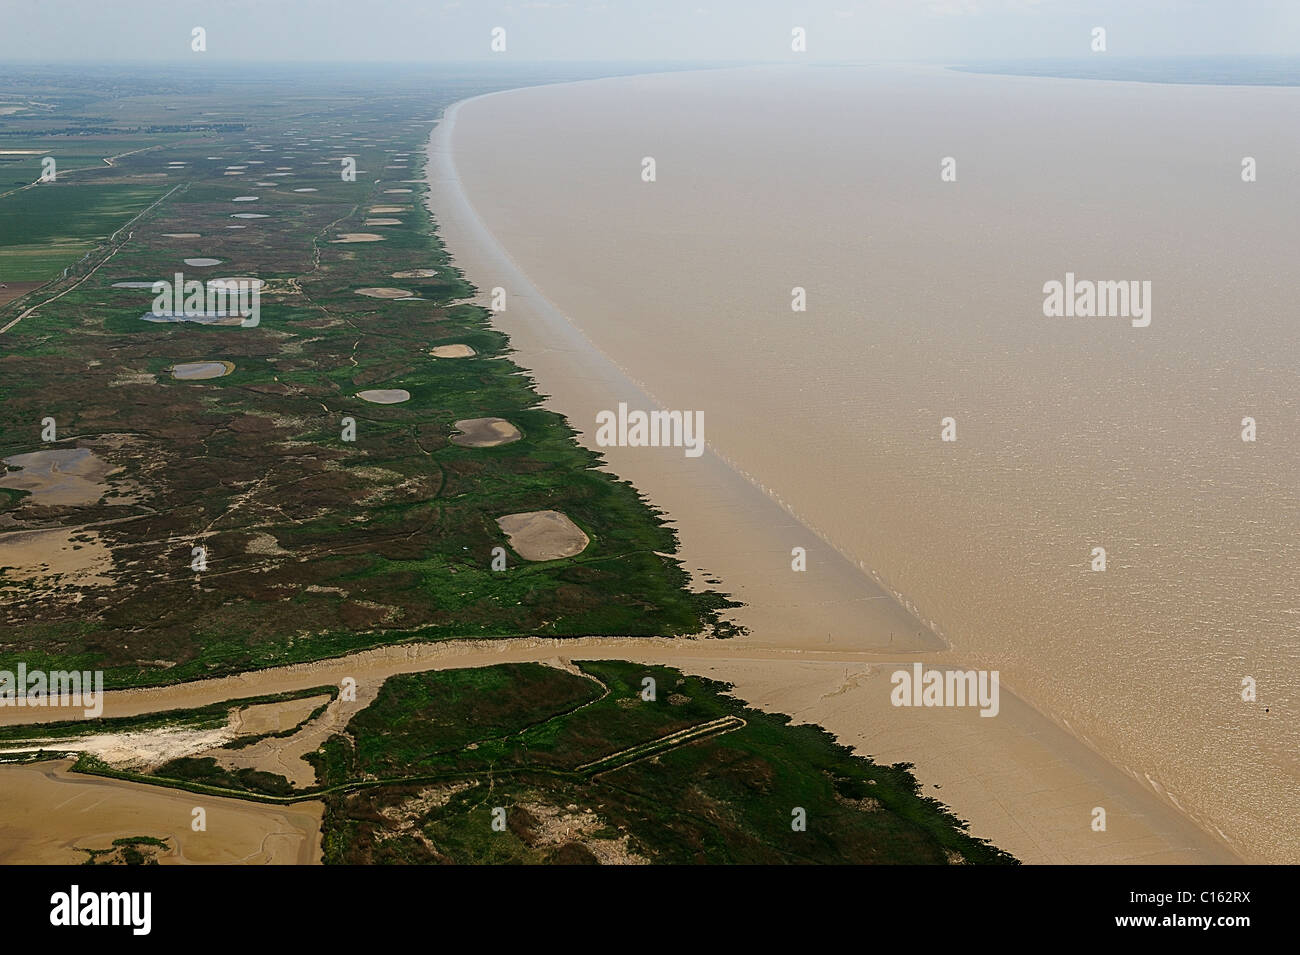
top-left (951, 55), bottom-right (1300, 86)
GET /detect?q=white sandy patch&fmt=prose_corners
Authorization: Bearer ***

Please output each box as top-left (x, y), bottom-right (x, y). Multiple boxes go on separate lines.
top-left (170, 360), bottom-right (234, 380)
top-left (109, 370), bottom-right (157, 388)
top-left (245, 532), bottom-right (287, 556)
top-left (430, 344), bottom-right (476, 358)
top-left (357, 389), bottom-right (410, 404)
top-left (354, 287), bottom-right (409, 299)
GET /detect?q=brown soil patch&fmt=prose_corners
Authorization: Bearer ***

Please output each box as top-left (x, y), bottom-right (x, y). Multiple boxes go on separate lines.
top-left (0, 281), bottom-right (43, 307)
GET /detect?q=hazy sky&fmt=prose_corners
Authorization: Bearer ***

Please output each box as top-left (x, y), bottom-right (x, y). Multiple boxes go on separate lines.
top-left (2, 0), bottom-right (1298, 63)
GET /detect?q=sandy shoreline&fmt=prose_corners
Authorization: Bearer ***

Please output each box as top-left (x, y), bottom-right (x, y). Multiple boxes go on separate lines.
top-left (421, 82), bottom-right (1249, 864)
top-left (0, 759), bottom-right (321, 865)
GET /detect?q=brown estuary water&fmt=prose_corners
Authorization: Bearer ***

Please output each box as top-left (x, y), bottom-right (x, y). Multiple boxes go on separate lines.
top-left (428, 64), bottom-right (1300, 863)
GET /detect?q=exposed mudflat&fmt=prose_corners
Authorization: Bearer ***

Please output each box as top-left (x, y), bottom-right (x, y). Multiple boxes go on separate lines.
top-left (0, 527), bottom-right (115, 598)
top-left (496, 510), bottom-right (589, 561)
top-left (450, 417), bottom-right (521, 447)
top-left (0, 760), bottom-right (322, 864)
top-left (0, 448), bottom-right (115, 506)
